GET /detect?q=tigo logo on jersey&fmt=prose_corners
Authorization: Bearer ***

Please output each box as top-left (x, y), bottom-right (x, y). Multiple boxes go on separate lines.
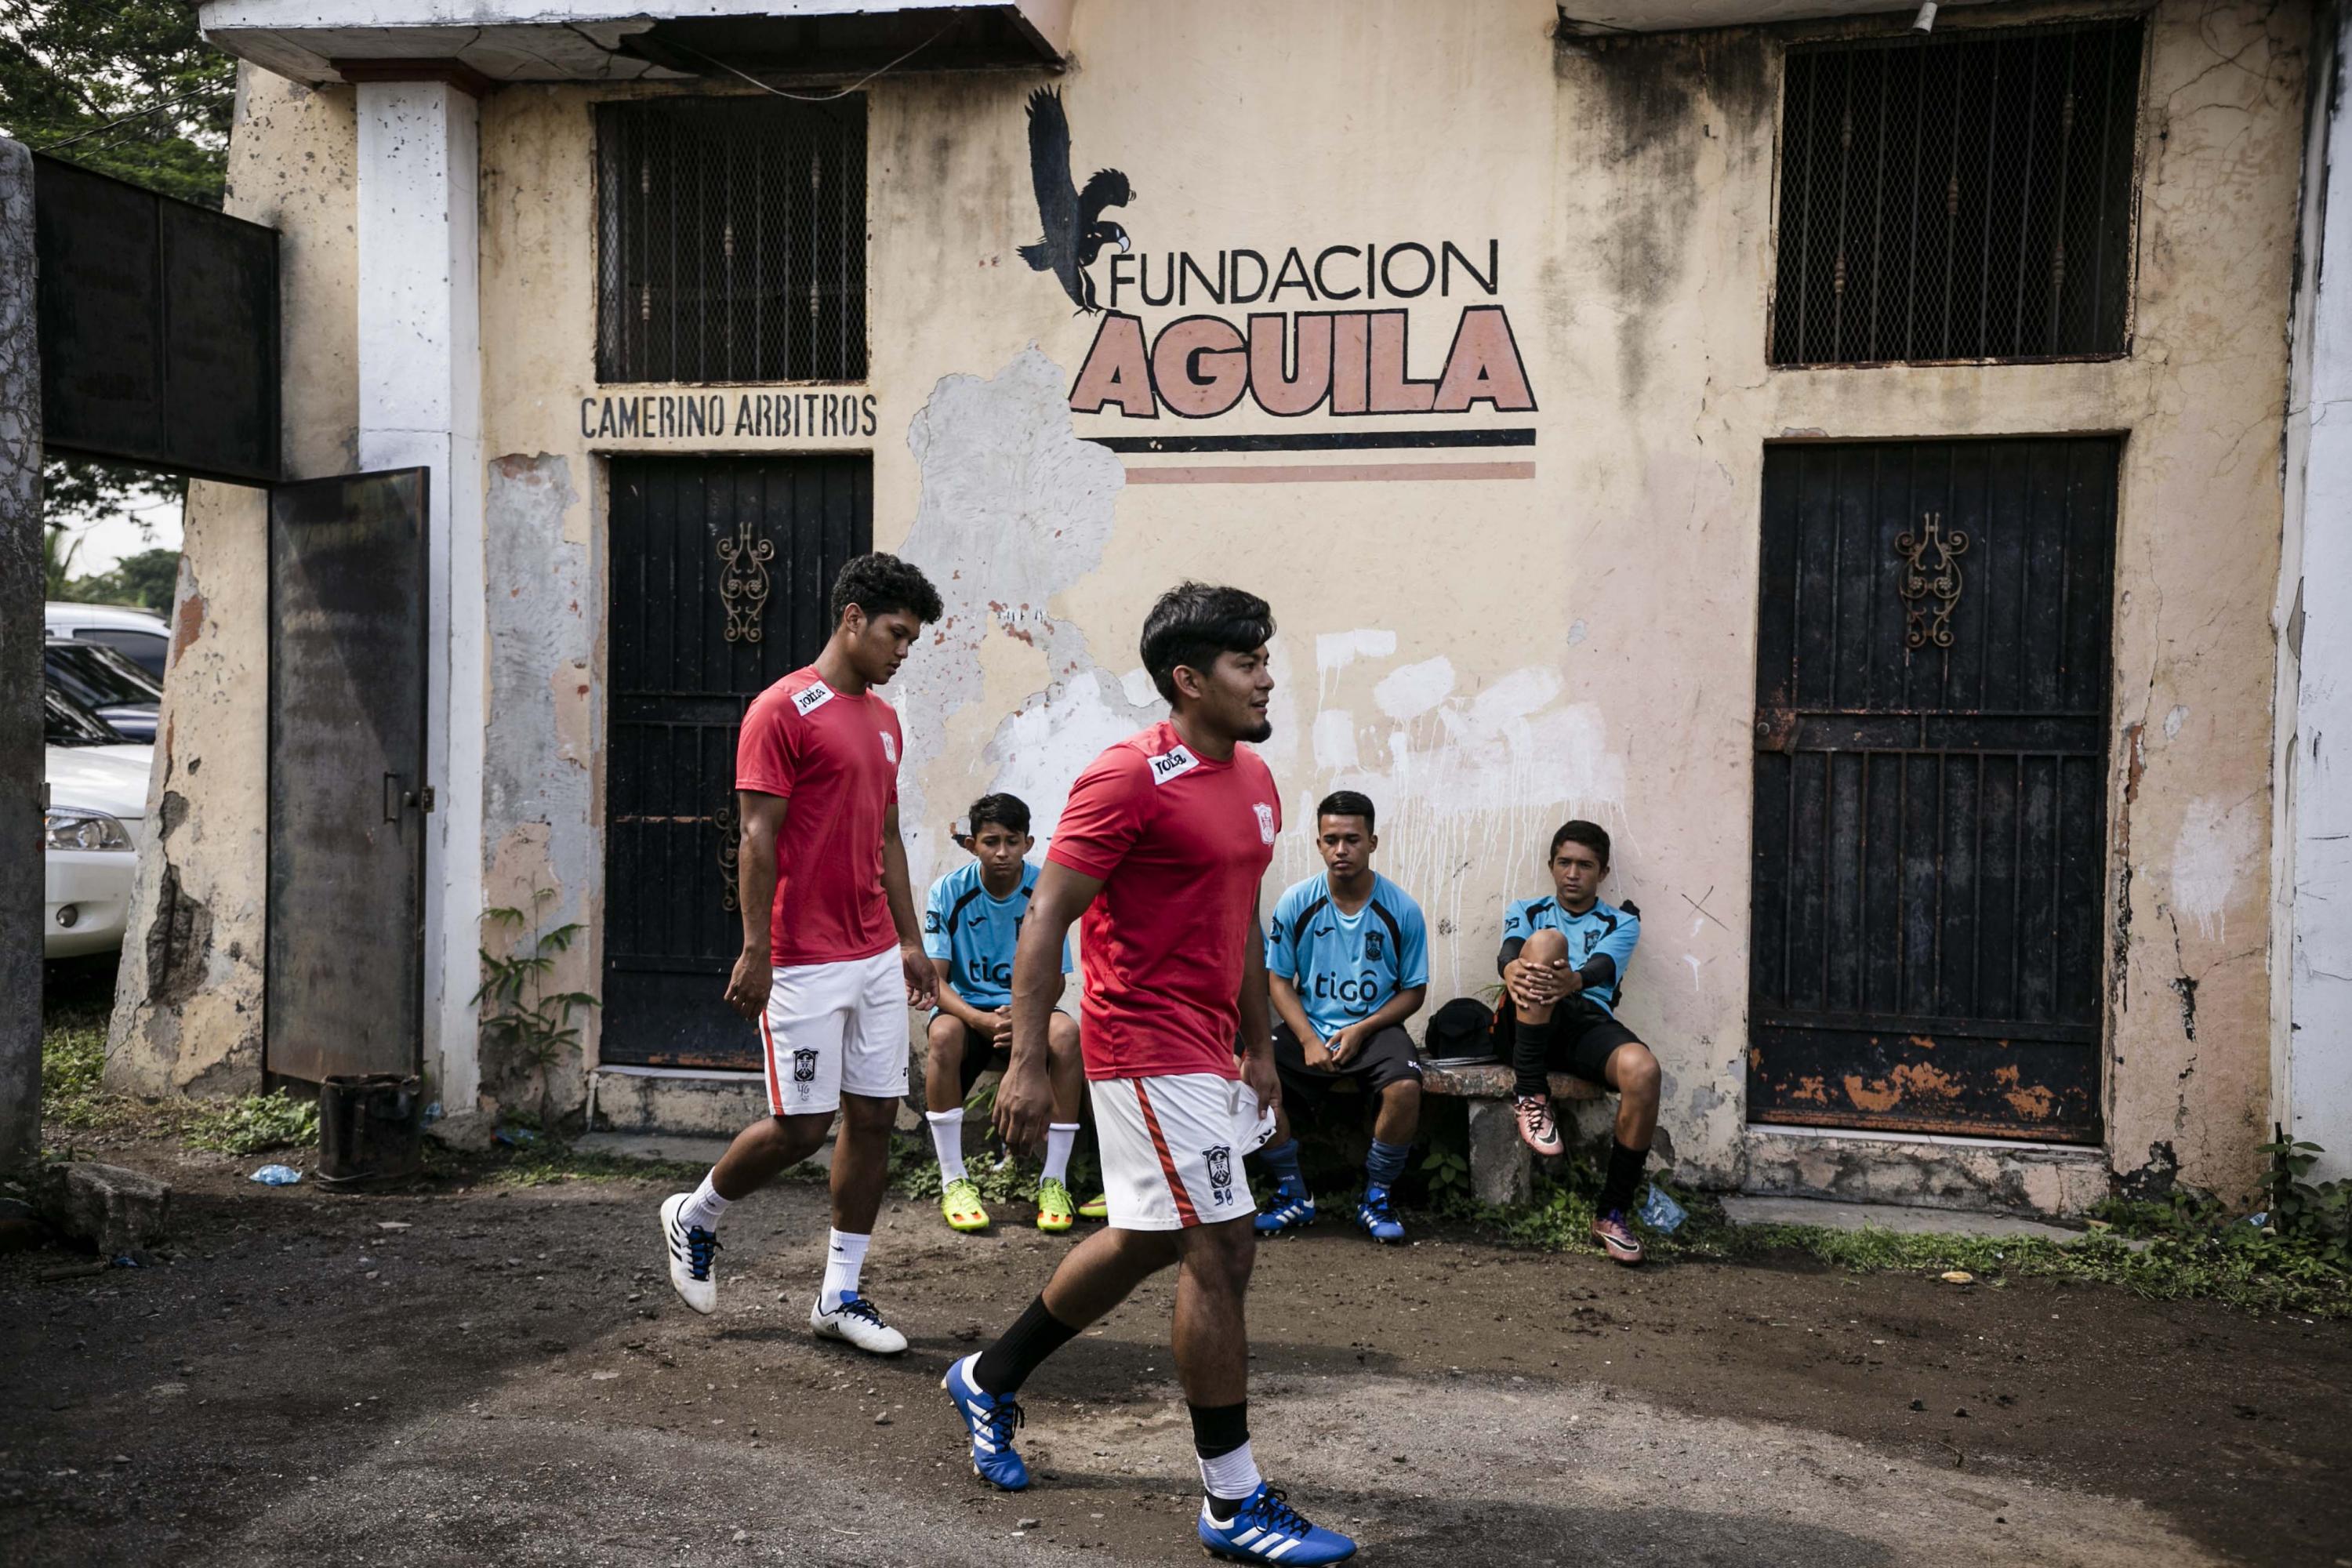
top-left (879, 731), bottom-right (897, 764)
top-left (1148, 745), bottom-right (1200, 786)
top-left (1253, 801), bottom-right (1276, 844)
top-left (791, 682), bottom-right (834, 717)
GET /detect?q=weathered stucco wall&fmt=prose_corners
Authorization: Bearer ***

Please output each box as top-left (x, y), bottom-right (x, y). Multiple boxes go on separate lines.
top-left (137, 0), bottom-right (2304, 1207)
top-left (109, 65), bottom-right (361, 1097)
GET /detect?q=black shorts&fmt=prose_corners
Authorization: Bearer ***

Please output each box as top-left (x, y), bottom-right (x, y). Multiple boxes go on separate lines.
top-left (1272, 1019), bottom-right (1422, 1117)
top-left (1497, 994), bottom-right (1642, 1085)
top-left (925, 1014), bottom-right (1004, 1102)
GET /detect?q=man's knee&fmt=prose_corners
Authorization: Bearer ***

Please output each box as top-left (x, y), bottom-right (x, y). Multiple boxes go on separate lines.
top-left (925, 1014), bottom-right (964, 1058)
top-left (1380, 1078), bottom-right (1423, 1118)
top-left (1613, 1043), bottom-right (1661, 1101)
top-left (1047, 1011), bottom-right (1081, 1058)
top-left (839, 1092), bottom-right (898, 1134)
top-left (1522, 927), bottom-right (1570, 964)
top-left (1185, 1218), bottom-right (1257, 1290)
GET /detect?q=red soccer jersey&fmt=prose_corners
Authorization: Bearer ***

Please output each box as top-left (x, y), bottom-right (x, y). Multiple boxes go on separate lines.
top-left (1047, 720), bottom-right (1281, 1081)
top-left (735, 667), bottom-right (902, 967)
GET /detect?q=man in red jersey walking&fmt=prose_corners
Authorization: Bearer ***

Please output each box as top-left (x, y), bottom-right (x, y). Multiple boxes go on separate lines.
top-left (938, 583), bottom-right (1357, 1566)
top-left (659, 554), bottom-right (943, 1357)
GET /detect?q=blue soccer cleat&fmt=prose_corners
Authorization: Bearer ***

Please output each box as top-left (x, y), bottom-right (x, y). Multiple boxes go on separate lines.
top-left (1355, 1187), bottom-right (1405, 1244)
top-left (1254, 1187), bottom-right (1316, 1237)
top-left (942, 1352), bottom-right (1029, 1490)
top-left (1199, 1483), bottom-right (1357, 1564)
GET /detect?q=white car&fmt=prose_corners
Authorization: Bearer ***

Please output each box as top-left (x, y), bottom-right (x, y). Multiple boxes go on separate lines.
top-left (45, 601), bottom-right (172, 681)
top-left (45, 689), bottom-right (153, 960)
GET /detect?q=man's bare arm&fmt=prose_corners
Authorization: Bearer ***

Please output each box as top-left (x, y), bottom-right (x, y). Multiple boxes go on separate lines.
top-left (881, 805), bottom-right (937, 1008)
top-left (996, 861), bottom-right (1102, 1149)
top-left (1269, 972), bottom-right (1320, 1051)
top-left (724, 791), bottom-right (788, 1020)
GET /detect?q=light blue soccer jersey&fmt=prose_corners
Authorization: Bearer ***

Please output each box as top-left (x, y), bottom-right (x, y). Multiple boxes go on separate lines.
top-left (921, 860), bottom-right (1070, 1010)
top-left (1265, 873), bottom-right (1431, 1040)
top-left (1500, 895), bottom-right (1641, 1014)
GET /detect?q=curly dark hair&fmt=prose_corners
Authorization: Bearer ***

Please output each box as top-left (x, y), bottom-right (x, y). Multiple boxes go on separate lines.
top-left (1139, 582), bottom-right (1275, 705)
top-left (830, 552), bottom-right (943, 627)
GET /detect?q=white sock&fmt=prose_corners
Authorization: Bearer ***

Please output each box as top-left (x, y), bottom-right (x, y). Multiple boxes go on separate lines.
top-left (821, 1229), bottom-right (869, 1310)
top-left (927, 1109), bottom-right (967, 1184)
top-left (1199, 1439), bottom-right (1261, 1503)
top-left (1043, 1123), bottom-right (1079, 1185)
top-left (678, 1171), bottom-right (729, 1233)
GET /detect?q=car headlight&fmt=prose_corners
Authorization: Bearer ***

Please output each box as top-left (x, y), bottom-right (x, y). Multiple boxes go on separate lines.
top-left (44, 808), bottom-right (132, 851)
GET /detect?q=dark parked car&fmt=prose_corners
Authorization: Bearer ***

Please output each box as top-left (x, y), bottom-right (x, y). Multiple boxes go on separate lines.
top-left (45, 638), bottom-right (162, 743)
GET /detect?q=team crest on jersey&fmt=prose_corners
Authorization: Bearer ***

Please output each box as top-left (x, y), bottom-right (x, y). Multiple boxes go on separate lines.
top-left (791, 1047), bottom-right (819, 1083)
top-left (791, 681), bottom-right (834, 717)
top-left (879, 730), bottom-right (897, 763)
top-left (1148, 744), bottom-right (1200, 786)
top-left (1253, 801), bottom-right (1276, 844)
top-left (1204, 1143), bottom-right (1234, 1205)
top-left (1364, 928), bottom-right (1386, 963)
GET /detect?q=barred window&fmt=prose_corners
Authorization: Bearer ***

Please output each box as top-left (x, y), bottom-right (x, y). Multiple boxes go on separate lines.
top-left (1770, 19), bottom-right (2143, 368)
top-left (595, 97), bottom-right (867, 384)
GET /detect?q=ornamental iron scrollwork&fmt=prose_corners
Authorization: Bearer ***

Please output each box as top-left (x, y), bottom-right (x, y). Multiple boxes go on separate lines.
top-left (1894, 511), bottom-right (1969, 652)
top-left (716, 519), bottom-right (774, 644)
top-left (713, 799), bottom-right (740, 913)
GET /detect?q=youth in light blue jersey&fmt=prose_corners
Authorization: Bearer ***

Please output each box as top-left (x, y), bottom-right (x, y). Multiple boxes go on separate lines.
top-left (1267, 873), bottom-right (1430, 1040)
top-left (1497, 818), bottom-right (1661, 1268)
top-left (918, 793), bottom-right (1092, 1236)
top-left (1250, 791), bottom-right (1429, 1245)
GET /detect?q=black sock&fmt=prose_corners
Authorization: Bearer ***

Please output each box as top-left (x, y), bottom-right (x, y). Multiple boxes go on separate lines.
top-left (1192, 1399), bottom-right (1252, 1519)
top-left (1512, 1015), bottom-right (1552, 1100)
top-left (1599, 1139), bottom-right (1649, 1214)
top-left (971, 1294), bottom-right (1080, 1395)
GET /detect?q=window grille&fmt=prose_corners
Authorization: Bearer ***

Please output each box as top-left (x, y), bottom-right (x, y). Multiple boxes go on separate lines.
top-left (596, 97), bottom-right (868, 384)
top-left (1770, 19), bottom-right (2143, 367)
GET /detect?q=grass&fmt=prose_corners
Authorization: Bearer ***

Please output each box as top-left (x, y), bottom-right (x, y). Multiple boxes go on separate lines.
top-left (1414, 1161), bottom-right (2352, 1321)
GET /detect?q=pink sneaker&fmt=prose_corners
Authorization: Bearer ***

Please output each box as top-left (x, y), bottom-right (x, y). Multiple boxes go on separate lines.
top-left (1592, 1208), bottom-right (1645, 1266)
top-left (1514, 1094), bottom-right (1563, 1157)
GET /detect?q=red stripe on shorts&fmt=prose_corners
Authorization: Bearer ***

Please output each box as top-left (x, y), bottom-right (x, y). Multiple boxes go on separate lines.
top-left (760, 1012), bottom-right (783, 1117)
top-left (1132, 1080), bottom-right (1199, 1228)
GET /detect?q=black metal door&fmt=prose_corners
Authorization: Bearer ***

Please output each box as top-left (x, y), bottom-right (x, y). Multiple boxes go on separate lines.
top-left (1748, 439), bottom-right (2118, 1142)
top-left (603, 456), bottom-right (871, 1068)
top-left (267, 469), bottom-right (430, 1082)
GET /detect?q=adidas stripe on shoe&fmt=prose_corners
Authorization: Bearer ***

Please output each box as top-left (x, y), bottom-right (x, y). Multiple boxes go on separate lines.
top-left (941, 1352), bottom-right (1030, 1490)
top-left (659, 1192), bottom-right (720, 1316)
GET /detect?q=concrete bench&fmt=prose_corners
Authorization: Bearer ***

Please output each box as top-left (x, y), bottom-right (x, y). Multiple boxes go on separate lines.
top-left (1420, 1060), bottom-right (1607, 1207)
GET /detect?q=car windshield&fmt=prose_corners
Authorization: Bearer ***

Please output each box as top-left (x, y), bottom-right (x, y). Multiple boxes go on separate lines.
top-left (45, 687), bottom-right (123, 746)
top-left (45, 640), bottom-right (162, 710)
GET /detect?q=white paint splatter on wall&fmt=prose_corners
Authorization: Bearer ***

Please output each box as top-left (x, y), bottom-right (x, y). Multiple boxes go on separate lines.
top-left (2170, 794), bottom-right (2260, 940)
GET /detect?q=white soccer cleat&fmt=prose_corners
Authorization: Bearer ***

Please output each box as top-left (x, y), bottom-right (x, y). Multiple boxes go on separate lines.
top-left (660, 1192), bottom-right (720, 1316)
top-left (809, 1291), bottom-right (908, 1356)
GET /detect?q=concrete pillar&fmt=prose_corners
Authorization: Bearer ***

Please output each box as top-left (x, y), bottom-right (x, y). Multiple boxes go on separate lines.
top-left (2278, 5), bottom-right (2352, 1182)
top-left (356, 82), bottom-right (485, 1110)
top-left (0, 140), bottom-right (42, 1170)
top-left (1466, 1098), bottom-right (1533, 1207)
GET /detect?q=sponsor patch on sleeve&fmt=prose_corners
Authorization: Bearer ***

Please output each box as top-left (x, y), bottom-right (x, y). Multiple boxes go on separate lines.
top-left (1147, 743), bottom-right (1200, 786)
top-left (791, 681), bottom-right (835, 717)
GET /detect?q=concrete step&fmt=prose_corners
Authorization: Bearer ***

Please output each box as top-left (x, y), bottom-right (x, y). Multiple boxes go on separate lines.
top-left (1719, 1193), bottom-right (2098, 1244)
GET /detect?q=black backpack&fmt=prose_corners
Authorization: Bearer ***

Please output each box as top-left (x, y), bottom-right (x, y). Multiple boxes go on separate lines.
top-left (1421, 996), bottom-right (1497, 1062)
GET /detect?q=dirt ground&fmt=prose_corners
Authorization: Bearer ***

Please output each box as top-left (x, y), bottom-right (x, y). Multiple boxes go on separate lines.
top-left (3, 1139), bottom-right (2348, 1568)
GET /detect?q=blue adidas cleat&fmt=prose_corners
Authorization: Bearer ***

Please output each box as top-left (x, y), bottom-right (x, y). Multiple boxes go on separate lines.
top-left (1199, 1483), bottom-right (1357, 1564)
top-left (1253, 1186), bottom-right (1316, 1237)
top-left (1354, 1187), bottom-right (1405, 1244)
top-left (942, 1352), bottom-right (1029, 1490)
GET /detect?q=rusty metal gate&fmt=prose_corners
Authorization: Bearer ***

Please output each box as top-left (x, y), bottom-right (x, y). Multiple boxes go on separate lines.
top-left (601, 455), bottom-right (871, 1068)
top-left (1747, 438), bottom-right (2117, 1142)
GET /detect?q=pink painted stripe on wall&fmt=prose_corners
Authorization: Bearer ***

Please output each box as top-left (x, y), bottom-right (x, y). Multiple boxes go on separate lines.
top-left (1121, 460), bottom-right (1537, 485)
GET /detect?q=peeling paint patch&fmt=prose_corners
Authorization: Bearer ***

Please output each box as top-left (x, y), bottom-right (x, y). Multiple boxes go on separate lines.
top-left (143, 862), bottom-right (213, 1009)
top-left (2163, 703), bottom-right (2188, 740)
top-left (895, 349), bottom-right (1144, 875)
top-left (172, 582), bottom-right (206, 667)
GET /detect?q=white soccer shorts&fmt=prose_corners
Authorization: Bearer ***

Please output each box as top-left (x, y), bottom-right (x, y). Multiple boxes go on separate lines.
top-left (759, 949), bottom-right (909, 1116)
top-left (1091, 1073), bottom-right (1265, 1231)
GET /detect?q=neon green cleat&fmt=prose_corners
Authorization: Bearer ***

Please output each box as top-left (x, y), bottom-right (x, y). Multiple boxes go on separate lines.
top-left (1077, 1191), bottom-right (1109, 1222)
top-left (1035, 1177), bottom-right (1076, 1233)
top-left (941, 1176), bottom-right (991, 1233)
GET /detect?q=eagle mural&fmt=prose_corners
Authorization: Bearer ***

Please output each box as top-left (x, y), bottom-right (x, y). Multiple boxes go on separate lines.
top-left (1018, 88), bottom-right (1133, 314)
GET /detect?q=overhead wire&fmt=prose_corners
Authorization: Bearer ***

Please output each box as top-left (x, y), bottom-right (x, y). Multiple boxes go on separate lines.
top-left (666, 28), bottom-right (945, 104)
